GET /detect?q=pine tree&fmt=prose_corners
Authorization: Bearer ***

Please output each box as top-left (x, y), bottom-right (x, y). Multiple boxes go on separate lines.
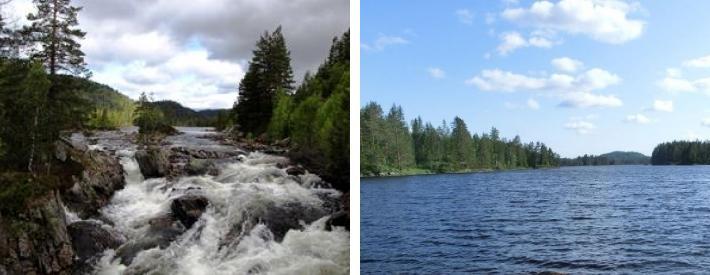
top-left (235, 26), bottom-right (294, 135)
top-left (23, 0), bottom-right (87, 77)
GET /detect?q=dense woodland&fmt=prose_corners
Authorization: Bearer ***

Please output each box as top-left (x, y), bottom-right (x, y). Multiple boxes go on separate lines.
top-left (560, 151), bottom-right (650, 166)
top-left (651, 140), bottom-right (710, 165)
top-left (228, 28), bottom-right (350, 190)
top-left (361, 102), bottom-right (560, 176)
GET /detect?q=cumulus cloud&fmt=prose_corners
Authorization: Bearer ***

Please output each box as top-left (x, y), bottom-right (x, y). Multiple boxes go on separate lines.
top-left (683, 55), bottom-right (710, 68)
top-left (559, 92), bottom-right (622, 108)
top-left (466, 60), bottom-right (622, 108)
top-left (456, 9), bottom-right (474, 25)
top-left (702, 118), bottom-right (710, 127)
top-left (657, 68), bottom-right (710, 94)
top-left (501, 0), bottom-right (645, 44)
top-left (5, 0), bottom-right (348, 109)
top-left (497, 31), bottom-right (556, 55)
top-left (362, 34), bottom-right (409, 52)
top-left (564, 119), bottom-right (595, 134)
top-left (625, 113), bottom-right (650, 124)
top-left (467, 67), bottom-right (620, 93)
top-left (551, 57), bottom-right (583, 73)
top-left (428, 67), bottom-right (446, 79)
top-left (651, 100), bottom-right (673, 112)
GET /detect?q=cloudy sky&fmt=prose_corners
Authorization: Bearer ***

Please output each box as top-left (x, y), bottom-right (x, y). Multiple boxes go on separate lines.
top-left (4, 0), bottom-right (348, 109)
top-left (362, 0), bottom-right (710, 157)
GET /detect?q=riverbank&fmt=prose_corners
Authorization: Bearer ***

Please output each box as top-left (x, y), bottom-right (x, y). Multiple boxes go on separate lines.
top-left (360, 166), bottom-right (559, 178)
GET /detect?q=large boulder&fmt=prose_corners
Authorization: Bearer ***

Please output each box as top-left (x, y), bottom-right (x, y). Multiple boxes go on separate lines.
top-left (0, 192), bottom-right (74, 275)
top-left (57, 139), bottom-right (125, 219)
top-left (222, 201), bottom-right (326, 246)
top-left (67, 221), bottom-right (124, 263)
top-left (170, 195), bottom-right (209, 228)
top-left (116, 215), bottom-right (186, 265)
top-left (135, 148), bottom-right (169, 178)
top-left (185, 159), bottom-right (218, 176)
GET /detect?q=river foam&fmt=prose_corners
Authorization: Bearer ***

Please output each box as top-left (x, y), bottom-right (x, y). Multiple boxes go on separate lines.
top-left (91, 128), bottom-right (348, 274)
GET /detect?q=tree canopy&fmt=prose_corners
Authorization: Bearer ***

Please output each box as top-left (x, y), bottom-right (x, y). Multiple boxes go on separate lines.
top-left (360, 102), bottom-right (560, 176)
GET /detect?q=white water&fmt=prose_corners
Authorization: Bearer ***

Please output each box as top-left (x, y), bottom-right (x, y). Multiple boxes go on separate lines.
top-left (88, 128), bottom-right (349, 274)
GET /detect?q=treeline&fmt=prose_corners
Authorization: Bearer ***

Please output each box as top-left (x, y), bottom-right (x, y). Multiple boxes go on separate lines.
top-left (651, 140), bottom-right (710, 165)
top-left (560, 151), bottom-right (650, 166)
top-left (0, 0), bottom-right (89, 173)
top-left (360, 102), bottom-right (560, 176)
top-left (226, 27), bottom-right (349, 191)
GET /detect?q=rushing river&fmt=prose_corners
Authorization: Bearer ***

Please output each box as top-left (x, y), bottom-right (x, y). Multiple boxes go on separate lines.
top-left (74, 127), bottom-right (348, 274)
top-left (361, 165), bottom-right (710, 274)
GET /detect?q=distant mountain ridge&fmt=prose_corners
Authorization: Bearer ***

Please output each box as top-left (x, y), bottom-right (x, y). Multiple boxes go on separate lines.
top-left (560, 151), bottom-right (650, 166)
top-left (63, 75), bottom-right (226, 128)
top-left (147, 100), bottom-right (227, 127)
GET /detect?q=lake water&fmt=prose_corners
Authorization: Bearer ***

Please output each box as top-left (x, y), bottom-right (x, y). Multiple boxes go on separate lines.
top-left (361, 165), bottom-right (710, 274)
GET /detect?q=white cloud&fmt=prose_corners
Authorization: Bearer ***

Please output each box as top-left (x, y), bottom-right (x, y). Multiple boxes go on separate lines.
top-left (657, 69), bottom-right (710, 94)
top-left (456, 9), bottom-right (474, 25)
top-left (527, 98), bottom-right (540, 109)
top-left (683, 55), bottom-right (710, 68)
top-left (428, 67), bottom-right (446, 79)
top-left (625, 113), bottom-right (650, 124)
top-left (651, 100), bottom-right (673, 112)
top-left (497, 31), bottom-right (556, 55)
top-left (551, 57), bottom-right (583, 73)
top-left (501, 0), bottom-right (645, 44)
top-left (467, 67), bottom-right (620, 93)
top-left (92, 49), bottom-right (245, 109)
top-left (559, 92), bottom-right (623, 108)
top-left (467, 62), bottom-right (622, 108)
top-left (362, 34), bottom-right (409, 52)
top-left (564, 119), bottom-right (595, 134)
top-left (702, 118), bottom-right (710, 127)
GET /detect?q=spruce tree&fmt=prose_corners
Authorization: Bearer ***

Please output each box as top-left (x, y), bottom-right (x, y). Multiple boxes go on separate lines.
top-left (23, 0), bottom-right (87, 77)
top-left (235, 26), bottom-right (294, 135)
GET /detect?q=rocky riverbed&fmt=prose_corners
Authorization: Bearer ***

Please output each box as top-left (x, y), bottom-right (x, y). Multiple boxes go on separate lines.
top-left (0, 127), bottom-right (349, 274)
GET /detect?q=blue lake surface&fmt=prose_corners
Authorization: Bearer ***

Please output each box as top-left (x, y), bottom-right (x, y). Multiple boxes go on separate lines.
top-left (361, 165), bottom-right (710, 274)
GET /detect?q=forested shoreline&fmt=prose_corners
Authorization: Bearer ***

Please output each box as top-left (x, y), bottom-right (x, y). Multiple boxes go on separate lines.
top-left (651, 140), bottom-right (710, 165)
top-left (360, 102), bottom-right (560, 176)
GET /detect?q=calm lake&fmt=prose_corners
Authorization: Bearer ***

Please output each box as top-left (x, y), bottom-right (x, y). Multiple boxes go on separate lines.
top-left (361, 165), bottom-right (710, 274)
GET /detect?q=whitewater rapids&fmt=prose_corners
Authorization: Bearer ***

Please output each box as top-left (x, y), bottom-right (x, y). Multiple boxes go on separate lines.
top-left (83, 128), bottom-right (349, 274)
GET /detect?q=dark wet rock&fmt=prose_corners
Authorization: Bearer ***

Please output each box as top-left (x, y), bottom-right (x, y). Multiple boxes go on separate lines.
top-left (0, 192), bottom-right (74, 275)
top-left (116, 215), bottom-right (186, 265)
top-left (185, 159), bottom-right (218, 176)
top-left (170, 195), bottom-right (209, 228)
top-left (286, 165), bottom-right (306, 176)
top-left (135, 148), bottom-right (169, 178)
top-left (223, 201), bottom-right (327, 246)
top-left (57, 139), bottom-right (125, 219)
top-left (325, 211), bottom-right (349, 231)
top-left (68, 221), bottom-right (124, 265)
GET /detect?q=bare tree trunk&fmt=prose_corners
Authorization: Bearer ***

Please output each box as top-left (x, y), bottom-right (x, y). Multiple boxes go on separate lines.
top-left (27, 106), bottom-right (39, 174)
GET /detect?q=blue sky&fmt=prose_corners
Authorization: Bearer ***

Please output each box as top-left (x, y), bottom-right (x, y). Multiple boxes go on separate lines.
top-left (361, 0), bottom-right (710, 158)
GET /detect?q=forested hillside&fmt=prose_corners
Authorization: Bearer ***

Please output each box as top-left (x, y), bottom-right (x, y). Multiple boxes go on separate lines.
top-left (147, 100), bottom-right (227, 127)
top-left (651, 140), bottom-right (710, 165)
top-left (229, 28), bottom-right (349, 191)
top-left (361, 102), bottom-right (560, 176)
top-left (561, 151), bottom-right (650, 166)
